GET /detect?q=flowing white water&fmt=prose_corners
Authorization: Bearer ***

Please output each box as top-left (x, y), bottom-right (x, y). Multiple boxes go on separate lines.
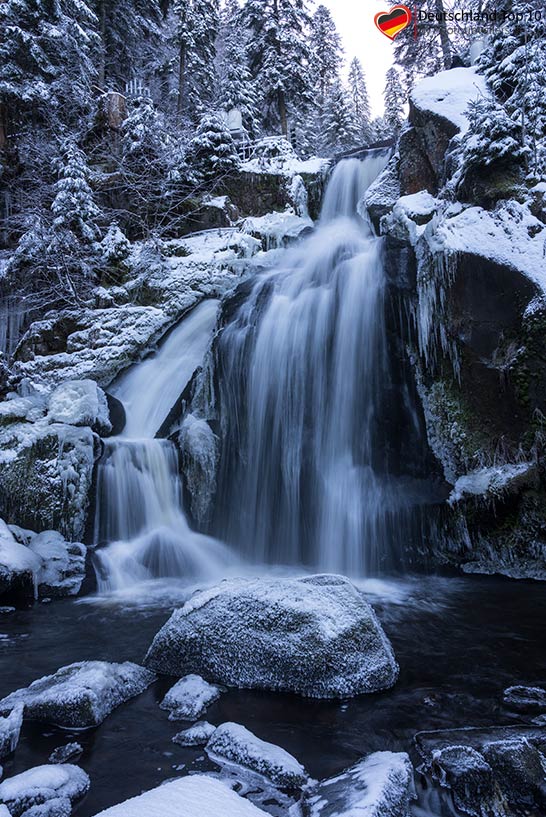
top-left (211, 153), bottom-right (415, 574)
top-left (94, 300), bottom-right (236, 592)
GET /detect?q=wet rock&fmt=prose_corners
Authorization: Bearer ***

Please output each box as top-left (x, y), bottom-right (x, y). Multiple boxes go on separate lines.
top-left (304, 751), bottom-right (415, 817)
top-left (0, 521), bottom-right (41, 602)
top-left (481, 738), bottom-right (546, 811)
top-left (160, 675), bottom-right (222, 721)
top-left (91, 774), bottom-right (267, 816)
top-left (430, 745), bottom-right (506, 817)
top-left (172, 721), bottom-right (215, 747)
top-left (0, 661), bottom-right (156, 728)
top-left (0, 764), bottom-right (89, 817)
top-left (206, 722), bottom-right (309, 789)
top-left (144, 574), bottom-right (398, 698)
top-left (503, 685), bottom-right (546, 714)
top-left (48, 744), bottom-right (83, 765)
top-left (0, 705), bottom-right (23, 760)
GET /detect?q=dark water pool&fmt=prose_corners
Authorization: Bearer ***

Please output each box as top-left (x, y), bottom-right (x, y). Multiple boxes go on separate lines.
top-left (0, 574), bottom-right (545, 815)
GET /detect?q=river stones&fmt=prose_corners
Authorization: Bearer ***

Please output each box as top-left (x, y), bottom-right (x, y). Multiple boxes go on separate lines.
top-left (304, 751), bottom-right (415, 817)
top-left (0, 661), bottom-right (156, 728)
top-left (0, 764), bottom-right (89, 817)
top-left (144, 574), bottom-right (398, 698)
top-left (160, 674), bottom-right (222, 721)
top-left (0, 705), bottom-right (23, 760)
top-left (206, 722), bottom-right (309, 789)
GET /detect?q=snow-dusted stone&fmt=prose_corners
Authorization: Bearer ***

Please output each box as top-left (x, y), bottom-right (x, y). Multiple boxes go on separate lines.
top-left (429, 745), bottom-right (503, 817)
top-left (503, 685), bottom-right (546, 714)
top-left (144, 575), bottom-right (398, 698)
top-left (179, 415), bottom-right (219, 527)
top-left (27, 532), bottom-right (86, 598)
top-left (20, 798), bottom-right (72, 817)
top-left (449, 463), bottom-right (537, 506)
top-left (48, 743), bottom-right (83, 765)
top-left (206, 722), bottom-right (309, 789)
top-left (0, 421), bottom-right (97, 542)
top-left (481, 738), bottom-right (546, 809)
top-left (0, 520), bottom-right (41, 600)
top-left (242, 212), bottom-right (313, 250)
top-left (304, 751), bottom-right (415, 817)
top-left (160, 675), bottom-right (222, 721)
top-left (47, 380), bottom-right (111, 435)
top-left (410, 67), bottom-right (488, 135)
top-left (363, 156), bottom-right (401, 232)
top-left (0, 661), bottom-right (156, 728)
top-left (0, 396), bottom-right (46, 426)
top-left (0, 765), bottom-right (89, 817)
top-left (0, 705), bottom-right (23, 760)
top-left (172, 720), bottom-right (216, 747)
top-left (91, 774), bottom-right (267, 816)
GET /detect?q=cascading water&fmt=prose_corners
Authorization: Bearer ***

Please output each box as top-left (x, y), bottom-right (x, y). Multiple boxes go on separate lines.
top-left (203, 153), bottom-right (426, 574)
top-left (93, 299), bottom-right (235, 592)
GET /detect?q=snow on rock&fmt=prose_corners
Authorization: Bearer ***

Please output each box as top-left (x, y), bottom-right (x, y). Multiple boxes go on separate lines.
top-left (429, 745), bottom-right (501, 816)
top-left (0, 520), bottom-right (41, 600)
top-left (435, 202), bottom-right (546, 295)
top-left (394, 192), bottom-right (438, 221)
top-left (0, 764), bottom-right (89, 817)
top-left (48, 744), bottom-right (83, 765)
top-left (0, 807), bottom-right (9, 816)
top-left (0, 705), bottom-right (23, 760)
top-left (503, 685), bottom-right (546, 713)
top-left (0, 661), bottom-right (156, 728)
top-left (240, 137), bottom-right (329, 178)
top-left (144, 574), bottom-right (398, 698)
top-left (363, 156), bottom-right (401, 230)
top-left (160, 675), bottom-right (222, 721)
top-left (449, 462), bottom-right (536, 505)
top-left (206, 722), bottom-right (309, 789)
top-left (242, 211), bottom-right (313, 250)
top-left (0, 397), bottom-right (46, 425)
top-left (21, 797), bottom-right (72, 816)
top-left (0, 420), bottom-right (97, 542)
top-left (47, 380), bottom-right (111, 435)
top-left (410, 67), bottom-right (489, 134)
top-left (178, 415), bottom-right (219, 527)
top-left (172, 721), bottom-right (216, 747)
top-left (91, 774), bottom-right (267, 816)
top-left (304, 751), bottom-right (415, 817)
top-left (5, 526), bottom-right (87, 599)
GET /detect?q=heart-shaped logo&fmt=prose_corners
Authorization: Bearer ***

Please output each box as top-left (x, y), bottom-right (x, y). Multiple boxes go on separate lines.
top-left (374, 5), bottom-right (412, 39)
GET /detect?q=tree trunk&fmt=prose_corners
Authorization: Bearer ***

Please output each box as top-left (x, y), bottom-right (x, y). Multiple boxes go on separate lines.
top-left (278, 90), bottom-right (288, 136)
top-left (434, 0), bottom-right (452, 69)
top-left (177, 43), bottom-right (187, 116)
top-left (98, 0), bottom-right (106, 88)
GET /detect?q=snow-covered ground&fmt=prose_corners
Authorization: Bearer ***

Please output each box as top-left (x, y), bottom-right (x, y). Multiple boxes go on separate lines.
top-left (410, 67), bottom-right (489, 133)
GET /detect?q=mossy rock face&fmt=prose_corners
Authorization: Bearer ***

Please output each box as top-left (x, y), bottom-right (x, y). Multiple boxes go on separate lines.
top-left (398, 126), bottom-right (439, 195)
top-left (457, 164), bottom-right (526, 209)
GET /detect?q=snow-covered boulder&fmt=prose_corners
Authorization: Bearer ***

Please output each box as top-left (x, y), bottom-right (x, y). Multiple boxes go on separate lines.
top-left (503, 685), bottom-right (546, 714)
top-left (242, 212), bottom-right (313, 250)
top-left (0, 661), bottom-right (156, 728)
top-left (206, 722), bottom-right (309, 789)
top-left (410, 68), bottom-right (488, 136)
top-left (364, 155), bottom-right (401, 232)
top-left (0, 420), bottom-right (98, 542)
top-left (144, 575), bottom-right (398, 698)
top-left (178, 415), bottom-right (219, 527)
top-left (304, 752), bottom-right (415, 817)
top-left (0, 764), bottom-right (89, 817)
top-left (48, 743), bottom-right (83, 765)
top-left (172, 720), bottom-right (215, 747)
top-left (429, 745), bottom-right (502, 816)
top-left (19, 798), bottom-right (72, 816)
top-left (6, 526), bottom-right (87, 599)
top-left (47, 380), bottom-right (111, 435)
top-left (160, 674), bottom-right (222, 721)
top-left (91, 775), bottom-right (267, 816)
top-left (0, 520), bottom-right (41, 600)
top-left (0, 705), bottom-right (23, 760)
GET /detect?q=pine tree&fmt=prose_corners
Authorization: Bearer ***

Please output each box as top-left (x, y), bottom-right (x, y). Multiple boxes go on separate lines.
top-left (383, 67), bottom-right (405, 137)
top-left (323, 79), bottom-right (358, 154)
top-left (393, 0), bottom-right (452, 84)
top-left (216, 0), bottom-right (260, 136)
top-left (51, 141), bottom-right (101, 242)
top-left (244, 0), bottom-right (313, 136)
top-left (186, 113), bottom-right (240, 184)
top-left (310, 6), bottom-right (343, 107)
top-left (170, 0), bottom-right (220, 121)
top-left (347, 58), bottom-right (372, 145)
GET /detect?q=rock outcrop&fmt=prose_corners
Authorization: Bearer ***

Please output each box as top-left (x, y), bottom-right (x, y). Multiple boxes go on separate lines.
top-left (144, 574), bottom-right (398, 698)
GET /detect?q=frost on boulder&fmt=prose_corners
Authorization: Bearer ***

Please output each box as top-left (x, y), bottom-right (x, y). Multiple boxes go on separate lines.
top-left (0, 661), bottom-right (156, 728)
top-left (91, 775), bottom-right (267, 816)
top-left (0, 520), bottom-right (41, 600)
top-left (7, 526), bottom-right (87, 599)
top-left (0, 764), bottom-right (89, 817)
top-left (304, 751), bottom-right (415, 817)
top-left (0, 705), bottom-right (23, 761)
top-left (179, 414), bottom-right (219, 527)
top-left (206, 722), bottom-right (309, 789)
top-left (160, 674), bottom-right (222, 721)
top-left (172, 720), bottom-right (215, 747)
top-left (47, 380), bottom-right (111, 435)
top-left (144, 574), bottom-right (398, 698)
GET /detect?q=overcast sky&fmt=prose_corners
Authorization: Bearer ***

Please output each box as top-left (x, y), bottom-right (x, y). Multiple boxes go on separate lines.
top-left (320, 0), bottom-right (395, 118)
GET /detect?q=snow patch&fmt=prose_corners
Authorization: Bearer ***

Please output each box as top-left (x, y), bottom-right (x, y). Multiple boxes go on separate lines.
top-left (411, 67), bottom-right (489, 133)
top-left (160, 674), bottom-right (222, 721)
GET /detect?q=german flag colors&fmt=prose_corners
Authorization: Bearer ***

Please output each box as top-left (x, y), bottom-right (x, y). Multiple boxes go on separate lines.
top-left (374, 5), bottom-right (412, 40)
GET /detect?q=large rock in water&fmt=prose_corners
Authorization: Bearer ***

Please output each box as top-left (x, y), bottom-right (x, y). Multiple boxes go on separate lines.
top-left (144, 575), bottom-right (398, 698)
top-left (0, 661), bottom-right (156, 728)
top-left (0, 764), bottom-right (89, 817)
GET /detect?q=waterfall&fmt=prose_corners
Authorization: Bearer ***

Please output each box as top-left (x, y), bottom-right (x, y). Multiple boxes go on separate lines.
top-left (93, 300), bottom-right (235, 592)
top-left (204, 152), bottom-right (424, 574)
